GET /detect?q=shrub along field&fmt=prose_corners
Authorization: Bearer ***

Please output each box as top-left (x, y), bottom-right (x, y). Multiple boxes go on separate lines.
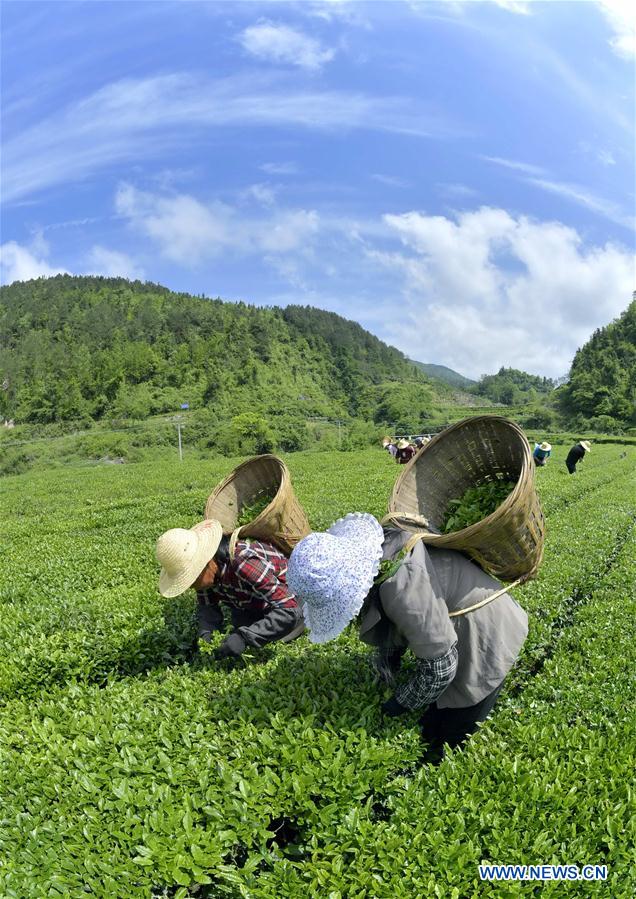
top-left (1, 444), bottom-right (635, 897)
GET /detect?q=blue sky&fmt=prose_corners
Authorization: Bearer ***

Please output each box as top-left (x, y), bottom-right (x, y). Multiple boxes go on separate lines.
top-left (1, 0), bottom-right (634, 379)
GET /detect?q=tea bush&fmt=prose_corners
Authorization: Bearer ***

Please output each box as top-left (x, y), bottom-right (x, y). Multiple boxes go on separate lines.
top-left (1, 444), bottom-right (634, 897)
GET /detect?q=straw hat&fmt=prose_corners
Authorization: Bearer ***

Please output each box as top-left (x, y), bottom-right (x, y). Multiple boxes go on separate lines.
top-left (382, 436), bottom-right (391, 446)
top-left (156, 519), bottom-right (223, 597)
top-left (396, 438), bottom-right (410, 450)
top-left (539, 442), bottom-right (552, 451)
top-left (287, 513), bottom-right (384, 643)
top-left (580, 441), bottom-right (592, 452)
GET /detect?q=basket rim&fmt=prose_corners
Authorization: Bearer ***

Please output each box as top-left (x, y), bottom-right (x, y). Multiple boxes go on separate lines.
top-left (205, 453), bottom-right (290, 531)
top-left (388, 415), bottom-right (534, 542)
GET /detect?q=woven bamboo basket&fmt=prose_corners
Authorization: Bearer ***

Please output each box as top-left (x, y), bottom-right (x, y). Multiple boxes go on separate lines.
top-left (385, 416), bottom-right (545, 582)
top-left (204, 454), bottom-right (310, 555)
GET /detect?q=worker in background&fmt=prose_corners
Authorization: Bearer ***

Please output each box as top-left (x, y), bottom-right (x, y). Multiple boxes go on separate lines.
top-left (287, 513), bottom-right (528, 763)
top-left (156, 519), bottom-right (304, 658)
top-left (396, 438), bottom-right (416, 464)
top-left (382, 436), bottom-right (398, 459)
top-left (565, 440), bottom-right (591, 474)
top-left (533, 441), bottom-right (552, 467)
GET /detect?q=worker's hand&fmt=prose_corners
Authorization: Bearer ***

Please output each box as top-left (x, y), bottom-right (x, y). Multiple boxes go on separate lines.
top-left (213, 633), bottom-right (246, 660)
top-left (381, 695), bottom-right (409, 718)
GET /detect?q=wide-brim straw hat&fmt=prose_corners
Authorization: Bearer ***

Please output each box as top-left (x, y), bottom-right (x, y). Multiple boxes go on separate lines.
top-left (539, 442), bottom-right (552, 451)
top-left (287, 513), bottom-right (384, 643)
top-left (156, 519), bottom-right (223, 597)
top-left (580, 441), bottom-right (592, 452)
top-left (382, 437), bottom-right (391, 446)
top-left (396, 438), bottom-right (410, 450)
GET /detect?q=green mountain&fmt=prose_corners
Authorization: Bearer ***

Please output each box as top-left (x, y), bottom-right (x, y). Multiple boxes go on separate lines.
top-left (558, 300), bottom-right (636, 427)
top-left (410, 360), bottom-right (476, 389)
top-left (0, 275), bottom-right (437, 439)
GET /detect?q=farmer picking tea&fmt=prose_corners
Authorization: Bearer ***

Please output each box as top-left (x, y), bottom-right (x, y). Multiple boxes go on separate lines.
top-left (396, 438), bottom-right (416, 464)
top-left (533, 441), bottom-right (552, 467)
top-left (288, 513), bottom-right (528, 761)
top-left (565, 440), bottom-right (591, 474)
top-left (156, 520), bottom-right (304, 659)
top-left (382, 436), bottom-right (398, 458)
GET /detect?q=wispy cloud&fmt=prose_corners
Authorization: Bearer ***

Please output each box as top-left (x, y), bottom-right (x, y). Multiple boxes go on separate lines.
top-left (239, 20), bottom-right (336, 70)
top-left (2, 73), bottom-right (459, 204)
top-left (527, 177), bottom-right (634, 230)
top-left (40, 216), bottom-right (101, 233)
top-left (260, 161), bottom-right (299, 175)
top-left (437, 182), bottom-right (479, 199)
top-left (481, 155), bottom-right (632, 230)
top-left (490, 0), bottom-right (531, 14)
top-left (481, 155), bottom-right (547, 177)
top-left (597, 149), bottom-right (617, 166)
top-left (306, 0), bottom-right (372, 28)
top-left (371, 173), bottom-right (409, 188)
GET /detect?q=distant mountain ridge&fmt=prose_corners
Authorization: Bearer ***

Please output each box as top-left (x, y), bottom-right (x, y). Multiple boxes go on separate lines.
top-left (410, 360), bottom-right (476, 389)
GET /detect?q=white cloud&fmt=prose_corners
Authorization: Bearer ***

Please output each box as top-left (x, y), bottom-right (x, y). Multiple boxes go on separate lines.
top-left (116, 184), bottom-right (235, 265)
top-left (115, 183), bottom-right (320, 266)
top-left (85, 246), bottom-right (144, 280)
top-left (0, 239), bottom-right (67, 284)
top-left (596, 0), bottom-right (635, 58)
top-left (241, 183), bottom-right (278, 206)
top-left (239, 20), bottom-right (336, 70)
top-left (3, 73), bottom-right (456, 203)
top-left (259, 209), bottom-right (320, 253)
top-left (372, 207), bottom-right (634, 379)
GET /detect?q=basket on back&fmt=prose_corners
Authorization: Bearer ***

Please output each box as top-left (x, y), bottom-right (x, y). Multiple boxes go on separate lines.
top-left (205, 454), bottom-right (310, 556)
top-left (386, 416), bottom-right (545, 582)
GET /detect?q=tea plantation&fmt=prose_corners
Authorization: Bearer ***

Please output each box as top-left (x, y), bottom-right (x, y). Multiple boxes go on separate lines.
top-left (1, 445), bottom-right (635, 898)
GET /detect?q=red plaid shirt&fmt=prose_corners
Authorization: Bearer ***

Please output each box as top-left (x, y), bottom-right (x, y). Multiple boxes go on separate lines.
top-left (197, 539), bottom-right (297, 611)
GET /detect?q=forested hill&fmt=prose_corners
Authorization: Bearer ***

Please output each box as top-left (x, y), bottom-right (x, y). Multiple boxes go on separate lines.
top-left (558, 300), bottom-right (636, 427)
top-left (0, 275), bottom-right (436, 427)
top-left (410, 360), bottom-right (475, 389)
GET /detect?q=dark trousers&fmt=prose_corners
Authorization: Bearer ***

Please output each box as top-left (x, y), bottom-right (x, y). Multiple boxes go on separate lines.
top-left (420, 681), bottom-right (504, 756)
top-left (566, 460), bottom-right (577, 474)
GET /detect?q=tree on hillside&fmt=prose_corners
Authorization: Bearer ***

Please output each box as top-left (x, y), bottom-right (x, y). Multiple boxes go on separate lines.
top-left (558, 301), bottom-right (636, 426)
top-left (473, 367), bottom-right (555, 405)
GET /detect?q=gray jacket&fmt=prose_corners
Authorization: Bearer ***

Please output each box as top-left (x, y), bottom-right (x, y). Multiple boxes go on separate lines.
top-left (359, 529), bottom-right (528, 708)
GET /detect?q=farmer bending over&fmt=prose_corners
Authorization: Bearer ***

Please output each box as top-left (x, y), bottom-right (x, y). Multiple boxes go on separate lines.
top-left (395, 438), bottom-right (416, 464)
top-left (533, 441), bottom-right (551, 467)
top-left (565, 440), bottom-right (591, 474)
top-left (156, 520), bottom-right (304, 659)
top-left (288, 513), bottom-right (528, 762)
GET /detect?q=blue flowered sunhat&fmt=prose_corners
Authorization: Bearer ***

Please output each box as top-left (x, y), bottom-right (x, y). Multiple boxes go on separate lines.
top-left (287, 512), bottom-right (384, 643)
